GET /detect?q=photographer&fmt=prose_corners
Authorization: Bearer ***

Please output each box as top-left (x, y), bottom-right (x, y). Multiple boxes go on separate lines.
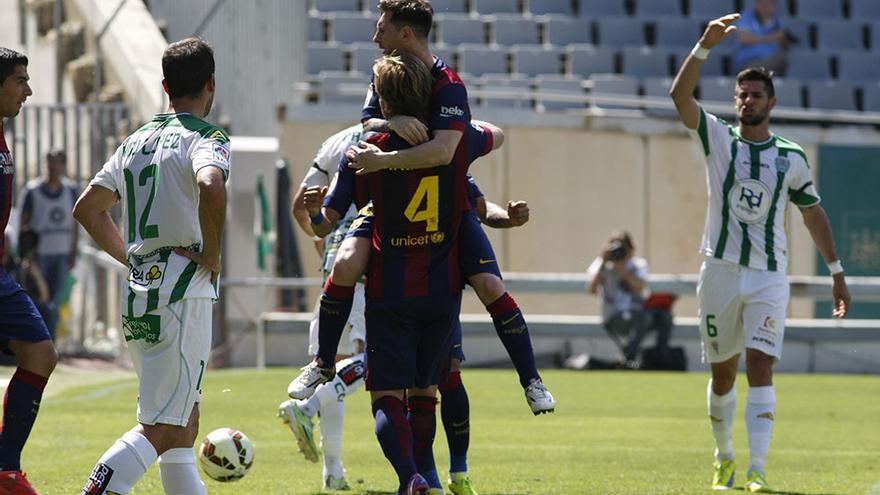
top-left (586, 231), bottom-right (650, 364)
top-left (734, 0), bottom-right (791, 75)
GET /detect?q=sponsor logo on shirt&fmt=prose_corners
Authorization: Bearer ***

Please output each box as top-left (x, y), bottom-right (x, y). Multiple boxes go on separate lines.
top-left (391, 232), bottom-right (446, 247)
top-left (213, 143), bottom-right (230, 163)
top-left (440, 105), bottom-right (464, 117)
top-left (0, 151), bottom-right (12, 167)
top-left (775, 156), bottom-right (790, 173)
top-left (729, 178), bottom-right (772, 225)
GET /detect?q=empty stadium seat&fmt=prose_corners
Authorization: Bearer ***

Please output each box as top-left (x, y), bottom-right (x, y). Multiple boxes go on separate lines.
top-left (815, 20), bottom-right (864, 51)
top-left (579, 0), bottom-right (625, 18)
top-left (458, 44), bottom-right (509, 76)
top-left (480, 75), bottom-right (533, 109)
top-left (589, 73), bottom-right (639, 110)
top-left (512, 45), bottom-right (563, 76)
top-left (807, 80), bottom-right (855, 111)
top-left (427, 0), bottom-right (468, 14)
top-left (622, 46), bottom-right (672, 78)
top-left (670, 48), bottom-right (724, 76)
top-left (850, 0), bottom-right (880, 19)
top-left (772, 78), bottom-right (803, 108)
top-left (793, 0), bottom-right (843, 19)
top-left (836, 50), bottom-right (880, 82)
top-left (641, 76), bottom-right (677, 117)
top-left (308, 43), bottom-right (347, 73)
top-left (318, 71), bottom-right (369, 105)
top-left (349, 42), bottom-right (382, 74)
top-left (309, 16), bottom-right (325, 42)
top-left (861, 83), bottom-right (880, 111)
top-left (535, 75), bottom-right (586, 112)
top-left (689, 0), bottom-right (736, 19)
top-left (869, 21), bottom-right (880, 50)
top-left (783, 19), bottom-right (813, 50)
top-left (567, 45), bottom-right (615, 77)
top-left (492, 17), bottom-right (540, 45)
top-left (654, 18), bottom-right (703, 48)
top-left (544, 18), bottom-right (593, 46)
top-left (473, 0), bottom-right (521, 15)
top-left (528, 0), bottom-right (574, 17)
top-left (699, 76), bottom-right (734, 103)
top-left (436, 14), bottom-right (486, 45)
top-left (633, 0), bottom-right (683, 17)
top-left (330, 14), bottom-right (377, 44)
top-left (595, 17), bottom-right (646, 47)
top-left (786, 51), bottom-right (831, 80)
top-left (314, 0), bottom-right (359, 13)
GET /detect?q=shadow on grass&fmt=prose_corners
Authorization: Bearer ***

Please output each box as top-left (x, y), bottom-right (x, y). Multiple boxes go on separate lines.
top-left (731, 488), bottom-right (845, 495)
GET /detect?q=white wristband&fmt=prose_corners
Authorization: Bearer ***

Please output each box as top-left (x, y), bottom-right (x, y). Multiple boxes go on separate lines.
top-left (691, 42), bottom-right (711, 60)
top-left (827, 260), bottom-right (844, 275)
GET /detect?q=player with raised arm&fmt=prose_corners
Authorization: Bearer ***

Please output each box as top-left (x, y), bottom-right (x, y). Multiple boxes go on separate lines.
top-left (73, 38), bottom-right (229, 495)
top-left (0, 47), bottom-right (57, 495)
top-left (670, 14), bottom-right (851, 492)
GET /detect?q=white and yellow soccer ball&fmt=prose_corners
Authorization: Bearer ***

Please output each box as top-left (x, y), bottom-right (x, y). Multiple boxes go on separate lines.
top-left (198, 428), bottom-right (255, 482)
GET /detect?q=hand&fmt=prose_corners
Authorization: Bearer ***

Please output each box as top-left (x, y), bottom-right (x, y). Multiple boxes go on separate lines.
top-left (174, 246), bottom-right (221, 285)
top-left (388, 115), bottom-right (429, 145)
top-left (699, 13), bottom-right (740, 49)
top-left (346, 141), bottom-right (386, 174)
top-left (506, 200), bottom-right (529, 227)
top-left (302, 186), bottom-right (327, 217)
top-left (831, 273), bottom-right (851, 318)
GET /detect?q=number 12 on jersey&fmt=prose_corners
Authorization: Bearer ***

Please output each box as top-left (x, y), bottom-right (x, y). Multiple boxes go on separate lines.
top-left (404, 175), bottom-right (439, 232)
top-left (124, 164), bottom-right (160, 242)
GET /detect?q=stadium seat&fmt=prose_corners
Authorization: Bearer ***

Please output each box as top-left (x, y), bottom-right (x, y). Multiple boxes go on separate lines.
top-left (318, 71), bottom-right (369, 105)
top-left (793, 0), bottom-right (843, 19)
top-left (860, 83), bottom-right (880, 111)
top-left (349, 42), bottom-right (383, 74)
top-left (308, 43), bottom-right (347, 73)
top-left (512, 45), bottom-right (564, 76)
top-left (588, 73), bottom-right (639, 110)
top-left (621, 46), bottom-right (672, 78)
top-left (783, 19), bottom-right (813, 50)
top-left (567, 45), bottom-right (615, 77)
top-left (472, 0), bottom-right (521, 15)
top-left (492, 17), bottom-right (540, 45)
top-left (806, 80), bottom-right (856, 111)
top-left (330, 14), bottom-right (377, 44)
top-left (772, 78), bottom-right (804, 108)
top-left (314, 0), bottom-right (359, 13)
top-left (436, 14), bottom-right (486, 45)
top-left (671, 48), bottom-right (724, 76)
top-left (836, 50), bottom-right (880, 82)
top-left (699, 76), bottom-right (735, 104)
top-left (535, 75), bottom-right (586, 112)
top-left (528, 0), bottom-right (574, 17)
top-left (544, 18), bottom-right (593, 46)
top-left (426, 0), bottom-right (468, 14)
top-left (578, 0), bottom-right (626, 17)
top-left (815, 20), bottom-right (864, 51)
top-left (458, 44), bottom-right (509, 76)
top-left (595, 17), bottom-right (646, 48)
top-left (309, 16), bottom-right (325, 42)
top-left (633, 0), bottom-right (683, 17)
top-left (654, 18), bottom-right (703, 48)
top-left (850, 0), bottom-right (880, 19)
top-left (479, 75), bottom-right (533, 109)
top-left (869, 21), bottom-right (880, 50)
top-left (641, 76), bottom-right (677, 117)
top-left (786, 50), bottom-right (831, 80)
top-left (689, 0), bottom-right (736, 19)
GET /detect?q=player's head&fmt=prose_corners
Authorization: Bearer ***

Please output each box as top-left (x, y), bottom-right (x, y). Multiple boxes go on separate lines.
top-left (373, 51), bottom-right (432, 123)
top-left (161, 37), bottom-right (215, 114)
top-left (373, 0), bottom-right (433, 54)
top-left (735, 67), bottom-right (776, 127)
top-left (46, 148), bottom-right (66, 178)
top-left (0, 47), bottom-right (32, 119)
top-left (754, 0), bottom-right (778, 19)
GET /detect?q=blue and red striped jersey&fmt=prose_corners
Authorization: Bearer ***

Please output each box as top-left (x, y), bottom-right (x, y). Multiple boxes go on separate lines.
top-left (0, 125), bottom-right (14, 261)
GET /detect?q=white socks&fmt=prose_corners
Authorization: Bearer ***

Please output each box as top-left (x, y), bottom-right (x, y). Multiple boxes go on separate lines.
top-left (159, 447), bottom-right (207, 495)
top-left (82, 430), bottom-right (157, 495)
top-left (745, 386), bottom-right (776, 473)
top-left (320, 396), bottom-right (346, 480)
top-left (299, 353), bottom-right (365, 418)
top-left (707, 380), bottom-right (736, 461)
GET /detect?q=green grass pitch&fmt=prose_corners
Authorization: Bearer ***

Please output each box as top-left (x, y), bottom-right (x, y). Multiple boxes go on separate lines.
top-left (9, 367), bottom-right (880, 494)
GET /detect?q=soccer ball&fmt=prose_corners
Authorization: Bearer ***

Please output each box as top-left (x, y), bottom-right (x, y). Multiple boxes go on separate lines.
top-left (198, 428), bottom-right (255, 482)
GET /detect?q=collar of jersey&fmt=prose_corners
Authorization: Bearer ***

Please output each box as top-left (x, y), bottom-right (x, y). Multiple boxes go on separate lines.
top-left (733, 128), bottom-right (776, 151)
top-left (152, 111), bottom-right (195, 121)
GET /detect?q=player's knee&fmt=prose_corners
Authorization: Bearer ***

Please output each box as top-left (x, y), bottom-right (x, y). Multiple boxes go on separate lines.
top-left (331, 246), bottom-right (368, 286)
top-left (470, 273), bottom-right (505, 305)
top-left (745, 352), bottom-right (774, 386)
top-left (15, 339), bottom-right (58, 377)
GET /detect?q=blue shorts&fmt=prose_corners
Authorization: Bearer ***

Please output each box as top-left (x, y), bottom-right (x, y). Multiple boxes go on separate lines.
top-left (0, 272), bottom-right (51, 354)
top-left (345, 207), bottom-right (374, 239)
top-left (459, 210), bottom-right (502, 280)
top-left (364, 293), bottom-right (462, 391)
top-left (451, 319), bottom-right (465, 362)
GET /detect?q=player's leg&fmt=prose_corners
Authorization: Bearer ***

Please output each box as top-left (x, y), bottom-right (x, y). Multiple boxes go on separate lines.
top-left (408, 386), bottom-right (441, 493)
top-left (439, 356), bottom-right (476, 495)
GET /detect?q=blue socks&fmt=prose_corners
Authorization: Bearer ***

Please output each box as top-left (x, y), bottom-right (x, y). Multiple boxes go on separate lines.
top-left (408, 396), bottom-right (440, 489)
top-left (372, 396), bottom-right (416, 493)
top-left (316, 278), bottom-right (354, 366)
top-left (440, 371), bottom-right (469, 474)
top-left (487, 293), bottom-right (540, 388)
top-left (0, 368), bottom-right (48, 471)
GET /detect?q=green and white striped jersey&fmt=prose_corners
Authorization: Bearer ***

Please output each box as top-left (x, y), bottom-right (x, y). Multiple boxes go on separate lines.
top-left (690, 107), bottom-right (819, 272)
top-left (90, 112), bottom-right (231, 316)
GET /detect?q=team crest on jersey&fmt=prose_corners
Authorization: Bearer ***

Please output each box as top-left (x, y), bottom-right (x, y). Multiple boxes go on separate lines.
top-left (729, 179), bottom-right (772, 225)
top-left (430, 231), bottom-right (445, 244)
top-left (213, 143), bottom-right (230, 164)
top-left (775, 156), bottom-right (790, 173)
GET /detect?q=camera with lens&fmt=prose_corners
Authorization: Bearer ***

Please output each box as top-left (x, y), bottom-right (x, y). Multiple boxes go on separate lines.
top-left (607, 240), bottom-right (627, 262)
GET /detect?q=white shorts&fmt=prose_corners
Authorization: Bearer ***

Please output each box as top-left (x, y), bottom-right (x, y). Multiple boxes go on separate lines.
top-left (307, 282), bottom-right (366, 357)
top-left (697, 259), bottom-right (789, 363)
top-left (122, 298), bottom-right (213, 427)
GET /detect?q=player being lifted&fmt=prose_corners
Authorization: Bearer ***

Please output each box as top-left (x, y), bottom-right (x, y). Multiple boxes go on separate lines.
top-left (669, 14), bottom-right (851, 492)
top-left (0, 47), bottom-right (57, 495)
top-left (74, 37), bottom-right (229, 495)
top-left (290, 0), bottom-right (555, 417)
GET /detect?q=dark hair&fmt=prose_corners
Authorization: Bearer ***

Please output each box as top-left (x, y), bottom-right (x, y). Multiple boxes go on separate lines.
top-left (162, 37), bottom-right (215, 99)
top-left (373, 51), bottom-right (432, 123)
top-left (0, 47), bottom-right (28, 85)
top-left (378, 0), bottom-right (433, 39)
top-left (46, 148), bottom-right (66, 163)
top-left (609, 230), bottom-right (634, 251)
top-left (735, 67), bottom-right (775, 98)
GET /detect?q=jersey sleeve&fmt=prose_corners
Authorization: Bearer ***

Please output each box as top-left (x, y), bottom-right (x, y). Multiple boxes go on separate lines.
top-left (689, 107), bottom-right (733, 158)
top-left (303, 136), bottom-right (341, 189)
top-left (361, 80), bottom-right (382, 122)
top-left (191, 130), bottom-right (231, 180)
top-left (427, 82), bottom-right (470, 132)
top-left (788, 157), bottom-right (821, 207)
top-left (324, 154), bottom-right (358, 216)
top-left (585, 257), bottom-right (603, 280)
top-left (466, 175), bottom-right (484, 205)
top-left (90, 147), bottom-right (122, 195)
top-left (467, 123), bottom-right (494, 163)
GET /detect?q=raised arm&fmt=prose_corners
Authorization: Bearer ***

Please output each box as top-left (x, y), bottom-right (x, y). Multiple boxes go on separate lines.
top-left (670, 13), bottom-right (740, 130)
top-left (800, 204), bottom-right (850, 318)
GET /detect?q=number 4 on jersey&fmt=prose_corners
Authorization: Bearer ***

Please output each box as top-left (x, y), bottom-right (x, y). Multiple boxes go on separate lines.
top-left (404, 175), bottom-right (439, 232)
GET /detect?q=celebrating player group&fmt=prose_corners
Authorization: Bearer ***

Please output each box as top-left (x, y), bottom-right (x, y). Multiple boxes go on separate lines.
top-left (0, 0), bottom-right (854, 494)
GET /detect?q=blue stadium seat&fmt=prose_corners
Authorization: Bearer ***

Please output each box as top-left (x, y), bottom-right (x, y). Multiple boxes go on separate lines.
top-left (308, 43), bottom-right (347, 73)
top-left (330, 14), bottom-right (377, 44)
top-left (621, 46), bottom-right (672, 78)
top-left (783, 19), bottom-right (813, 50)
top-left (786, 50), bottom-right (831, 80)
top-left (567, 44), bottom-right (615, 77)
top-left (772, 78), bottom-right (804, 108)
top-left (689, 0), bottom-right (736, 19)
top-left (528, 0), bottom-right (574, 17)
top-left (671, 48), bottom-right (723, 76)
top-left (512, 45), bottom-right (564, 76)
top-left (836, 51), bottom-right (880, 82)
top-left (579, 0), bottom-right (625, 17)
top-left (699, 76), bottom-right (734, 104)
top-left (633, 0), bottom-right (683, 17)
top-left (349, 42), bottom-right (382, 74)
top-left (458, 44), bottom-right (509, 76)
top-left (428, 0), bottom-right (468, 14)
top-left (860, 83), bottom-right (880, 111)
top-left (473, 0), bottom-right (521, 15)
top-left (806, 80), bottom-right (855, 111)
top-left (479, 75), bottom-right (533, 109)
top-left (793, 0), bottom-right (843, 19)
top-left (589, 74), bottom-right (639, 111)
top-left (535, 75), bottom-right (586, 112)
top-left (595, 17), bottom-right (646, 47)
top-left (309, 16), bottom-right (325, 42)
top-left (815, 20), bottom-right (864, 51)
top-left (314, 0), bottom-right (359, 13)
top-left (436, 14), bottom-right (486, 45)
top-left (869, 21), bottom-right (880, 51)
top-left (641, 76), bottom-right (677, 117)
top-left (492, 16), bottom-right (540, 45)
top-left (654, 18), bottom-right (703, 48)
top-left (850, 0), bottom-right (880, 19)
top-left (318, 71), bottom-right (369, 105)
top-left (544, 18), bottom-right (593, 46)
